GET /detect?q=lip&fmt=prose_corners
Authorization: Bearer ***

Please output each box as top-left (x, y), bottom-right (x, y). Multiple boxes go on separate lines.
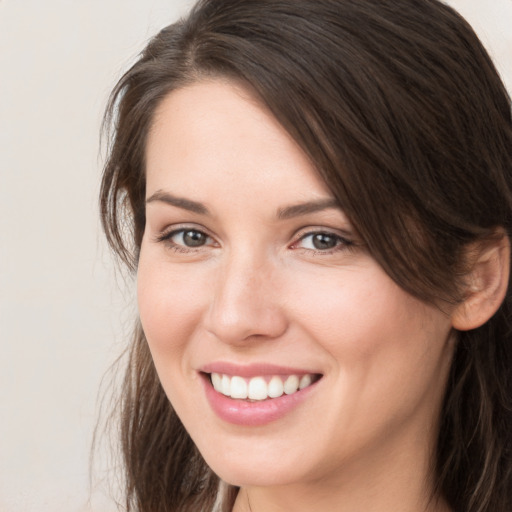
top-left (199, 363), bottom-right (322, 427)
top-left (200, 361), bottom-right (317, 378)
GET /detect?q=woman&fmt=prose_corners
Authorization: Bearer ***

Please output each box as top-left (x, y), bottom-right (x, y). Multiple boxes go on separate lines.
top-left (99, 0), bottom-right (512, 511)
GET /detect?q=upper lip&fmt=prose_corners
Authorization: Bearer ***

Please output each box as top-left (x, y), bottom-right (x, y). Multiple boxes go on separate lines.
top-left (200, 361), bottom-right (321, 378)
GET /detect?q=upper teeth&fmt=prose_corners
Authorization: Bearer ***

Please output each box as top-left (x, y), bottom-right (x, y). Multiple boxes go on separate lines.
top-left (211, 373), bottom-right (314, 400)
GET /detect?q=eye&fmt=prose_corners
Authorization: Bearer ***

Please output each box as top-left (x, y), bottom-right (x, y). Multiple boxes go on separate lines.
top-left (172, 229), bottom-right (210, 247)
top-left (293, 231), bottom-right (351, 252)
top-left (156, 227), bottom-right (215, 251)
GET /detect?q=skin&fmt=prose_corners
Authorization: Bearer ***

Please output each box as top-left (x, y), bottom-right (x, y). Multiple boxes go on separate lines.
top-left (138, 79), bottom-right (457, 512)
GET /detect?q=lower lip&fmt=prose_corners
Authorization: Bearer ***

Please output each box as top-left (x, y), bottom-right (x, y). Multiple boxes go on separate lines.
top-left (201, 374), bottom-right (319, 426)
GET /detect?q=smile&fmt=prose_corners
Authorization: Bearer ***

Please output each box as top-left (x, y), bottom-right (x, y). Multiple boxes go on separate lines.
top-left (200, 366), bottom-right (323, 426)
top-left (210, 373), bottom-right (316, 400)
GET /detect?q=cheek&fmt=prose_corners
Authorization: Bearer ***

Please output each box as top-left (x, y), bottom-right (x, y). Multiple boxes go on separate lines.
top-left (290, 268), bottom-right (453, 457)
top-left (137, 255), bottom-right (207, 357)
top-left (136, 255), bottom-right (212, 418)
top-left (288, 264), bottom-right (399, 351)
top-left (290, 263), bottom-right (452, 386)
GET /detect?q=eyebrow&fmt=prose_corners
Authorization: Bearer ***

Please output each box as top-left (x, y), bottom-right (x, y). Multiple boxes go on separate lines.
top-left (145, 190), bottom-right (340, 219)
top-left (145, 190), bottom-right (210, 215)
top-left (277, 198), bottom-right (341, 219)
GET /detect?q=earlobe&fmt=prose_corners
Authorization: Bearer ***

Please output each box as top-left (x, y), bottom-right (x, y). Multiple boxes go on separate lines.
top-left (451, 230), bottom-right (510, 331)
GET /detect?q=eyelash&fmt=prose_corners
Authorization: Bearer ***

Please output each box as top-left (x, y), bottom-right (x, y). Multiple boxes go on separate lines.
top-left (154, 227), bottom-right (354, 255)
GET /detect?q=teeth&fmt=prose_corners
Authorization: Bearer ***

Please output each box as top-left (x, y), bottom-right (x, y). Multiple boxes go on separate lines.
top-left (230, 376), bottom-right (248, 399)
top-left (211, 372), bottom-right (222, 390)
top-left (221, 374), bottom-right (230, 396)
top-left (248, 377), bottom-right (267, 400)
top-left (268, 376), bottom-right (284, 398)
top-left (299, 374), bottom-right (312, 389)
top-left (210, 372), bottom-right (316, 400)
top-left (284, 375), bottom-right (299, 395)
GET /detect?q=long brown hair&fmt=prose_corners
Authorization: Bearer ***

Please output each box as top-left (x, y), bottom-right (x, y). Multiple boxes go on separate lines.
top-left (99, 1), bottom-right (512, 510)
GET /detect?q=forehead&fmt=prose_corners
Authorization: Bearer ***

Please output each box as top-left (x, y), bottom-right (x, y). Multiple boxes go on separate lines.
top-left (144, 79), bottom-right (332, 206)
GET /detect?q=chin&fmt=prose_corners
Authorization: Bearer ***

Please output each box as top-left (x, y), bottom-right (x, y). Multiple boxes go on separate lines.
top-left (212, 460), bottom-right (302, 488)
top-left (195, 436), bottom-right (316, 488)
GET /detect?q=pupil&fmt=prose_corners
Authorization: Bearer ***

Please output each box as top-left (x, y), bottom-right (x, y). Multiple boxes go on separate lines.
top-left (183, 231), bottom-right (206, 247)
top-left (313, 233), bottom-right (336, 250)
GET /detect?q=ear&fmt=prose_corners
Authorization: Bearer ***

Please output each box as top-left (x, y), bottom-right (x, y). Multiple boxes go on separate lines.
top-left (451, 229), bottom-right (510, 331)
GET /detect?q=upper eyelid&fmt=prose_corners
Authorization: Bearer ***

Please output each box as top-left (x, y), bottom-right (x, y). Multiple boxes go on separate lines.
top-left (293, 225), bottom-right (353, 239)
top-left (157, 223), bottom-right (214, 237)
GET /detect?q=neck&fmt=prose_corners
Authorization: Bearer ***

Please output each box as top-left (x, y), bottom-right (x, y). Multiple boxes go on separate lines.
top-left (234, 487), bottom-right (451, 512)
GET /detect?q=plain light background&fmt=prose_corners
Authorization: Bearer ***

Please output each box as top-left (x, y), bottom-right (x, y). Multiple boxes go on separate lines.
top-left (0, 1), bottom-right (510, 511)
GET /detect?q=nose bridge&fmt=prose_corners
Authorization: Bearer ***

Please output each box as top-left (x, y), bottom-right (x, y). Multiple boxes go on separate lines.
top-left (205, 246), bottom-right (286, 344)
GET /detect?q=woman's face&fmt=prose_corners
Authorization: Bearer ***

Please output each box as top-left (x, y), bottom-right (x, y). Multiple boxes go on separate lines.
top-left (138, 80), bottom-right (456, 488)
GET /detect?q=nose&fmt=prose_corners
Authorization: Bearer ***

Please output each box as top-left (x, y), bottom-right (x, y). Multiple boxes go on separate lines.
top-left (203, 251), bottom-right (288, 345)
